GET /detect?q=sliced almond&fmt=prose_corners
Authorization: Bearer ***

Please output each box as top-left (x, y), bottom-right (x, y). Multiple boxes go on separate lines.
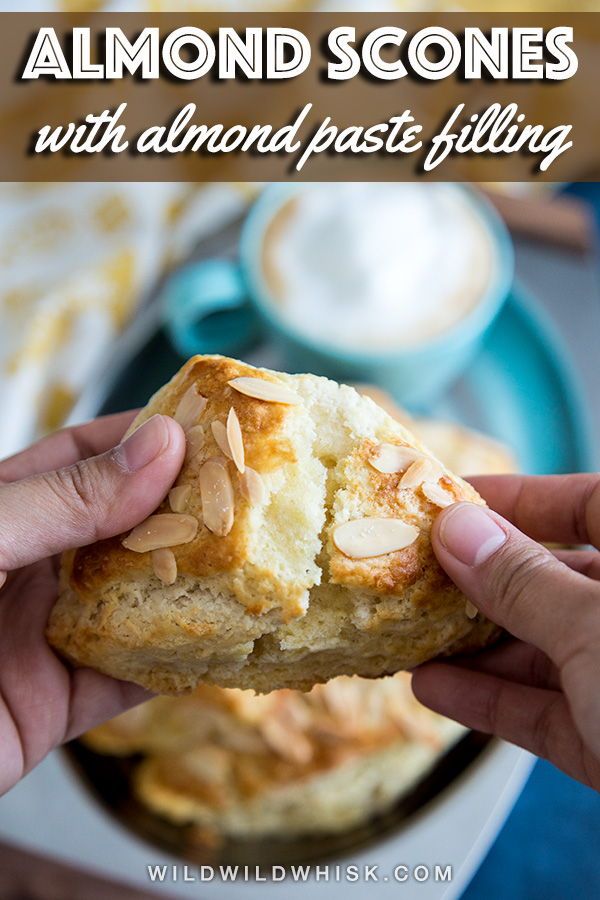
top-left (465, 600), bottom-right (478, 619)
top-left (226, 407), bottom-right (245, 474)
top-left (122, 514), bottom-right (198, 553)
top-left (169, 484), bottom-right (192, 514)
top-left (370, 443), bottom-right (422, 474)
top-left (228, 376), bottom-right (299, 405)
top-left (239, 467), bottom-right (265, 505)
top-left (333, 517), bottom-right (419, 559)
top-left (152, 548), bottom-right (177, 585)
top-left (422, 481), bottom-right (455, 508)
top-left (260, 718), bottom-right (313, 765)
top-left (199, 458), bottom-right (234, 536)
top-left (185, 425), bottom-right (205, 463)
top-left (174, 384), bottom-right (207, 431)
top-left (210, 420), bottom-right (233, 459)
top-left (399, 457), bottom-right (444, 490)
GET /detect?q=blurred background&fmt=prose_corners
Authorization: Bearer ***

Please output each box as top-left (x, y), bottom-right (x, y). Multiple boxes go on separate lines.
top-left (0, 2), bottom-right (599, 899)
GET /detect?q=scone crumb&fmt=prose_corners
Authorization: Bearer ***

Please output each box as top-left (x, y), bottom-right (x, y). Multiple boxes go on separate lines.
top-left (152, 548), bottom-right (178, 585)
top-left (228, 376), bottom-right (299, 405)
top-left (122, 514), bottom-right (199, 552)
top-left (333, 517), bottom-right (419, 559)
top-left (465, 600), bottom-right (478, 619)
top-left (199, 458), bottom-right (235, 536)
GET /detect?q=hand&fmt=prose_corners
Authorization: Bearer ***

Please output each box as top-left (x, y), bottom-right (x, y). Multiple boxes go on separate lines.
top-left (0, 412), bottom-right (186, 795)
top-left (412, 474), bottom-right (600, 791)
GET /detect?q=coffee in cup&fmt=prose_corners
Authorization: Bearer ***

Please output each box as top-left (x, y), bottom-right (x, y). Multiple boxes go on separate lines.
top-left (261, 183), bottom-right (497, 351)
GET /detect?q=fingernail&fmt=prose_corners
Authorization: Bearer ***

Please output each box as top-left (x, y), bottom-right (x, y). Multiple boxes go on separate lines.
top-left (438, 503), bottom-right (508, 567)
top-left (117, 415), bottom-right (170, 472)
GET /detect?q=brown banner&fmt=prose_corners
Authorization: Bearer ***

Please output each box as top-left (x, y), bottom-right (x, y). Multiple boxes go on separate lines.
top-left (0, 11), bottom-right (599, 181)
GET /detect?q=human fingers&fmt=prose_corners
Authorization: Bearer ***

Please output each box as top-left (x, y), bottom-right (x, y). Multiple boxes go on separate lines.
top-left (468, 474), bottom-right (600, 549)
top-left (0, 411), bottom-right (138, 484)
top-left (552, 549), bottom-right (600, 581)
top-left (63, 669), bottom-right (152, 743)
top-left (431, 502), bottom-right (599, 666)
top-left (411, 662), bottom-right (600, 788)
top-left (446, 639), bottom-right (560, 691)
top-left (0, 414), bottom-right (185, 572)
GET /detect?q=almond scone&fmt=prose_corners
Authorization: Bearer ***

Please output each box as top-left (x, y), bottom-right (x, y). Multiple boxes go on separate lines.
top-left (83, 674), bottom-right (465, 839)
top-left (47, 354), bottom-right (499, 694)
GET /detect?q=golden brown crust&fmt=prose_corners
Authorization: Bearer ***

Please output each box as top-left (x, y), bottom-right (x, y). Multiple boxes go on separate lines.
top-left (328, 439), bottom-right (480, 595)
top-left (68, 355), bottom-right (303, 613)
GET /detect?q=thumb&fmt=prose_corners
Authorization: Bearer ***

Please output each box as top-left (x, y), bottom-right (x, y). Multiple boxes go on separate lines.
top-left (432, 501), bottom-right (597, 666)
top-left (0, 414), bottom-right (186, 571)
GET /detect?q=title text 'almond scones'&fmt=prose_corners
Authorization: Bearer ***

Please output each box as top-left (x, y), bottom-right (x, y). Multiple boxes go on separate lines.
top-left (47, 355), bottom-right (499, 693)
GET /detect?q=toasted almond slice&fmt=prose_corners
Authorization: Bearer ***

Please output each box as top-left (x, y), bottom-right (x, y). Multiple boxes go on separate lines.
top-left (226, 407), bottom-right (245, 474)
top-left (185, 425), bottom-right (205, 463)
top-left (239, 467), bottom-right (265, 505)
top-left (228, 376), bottom-right (299, 405)
top-left (465, 600), bottom-right (478, 620)
top-left (199, 458), bottom-right (234, 536)
top-left (122, 514), bottom-right (198, 553)
top-left (370, 443), bottom-right (422, 474)
top-left (210, 420), bottom-right (233, 459)
top-left (174, 384), bottom-right (207, 431)
top-left (169, 484), bottom-right (192, 514)
top-left (260, 718), bottom-right (313, 765)
top-left (333, 517), bottom-right (419, 559)
top-left (399, 457), bottom-right (444, 490)
top-left (422, 481), bottom-right (455, 508)
top-left (152, 548), bottom-right (178, 585)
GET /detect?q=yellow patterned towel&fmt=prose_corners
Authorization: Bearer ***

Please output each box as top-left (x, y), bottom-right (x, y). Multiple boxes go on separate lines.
top-left (0, 180), bottom-right (248, 456)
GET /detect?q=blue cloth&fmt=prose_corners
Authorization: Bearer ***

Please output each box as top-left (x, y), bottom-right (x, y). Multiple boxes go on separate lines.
top-left (461, 760), bottom-right (600, 899)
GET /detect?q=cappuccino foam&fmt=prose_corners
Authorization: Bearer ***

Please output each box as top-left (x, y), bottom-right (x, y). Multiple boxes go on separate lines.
top-left (262, 183), bottom-right (496, 351)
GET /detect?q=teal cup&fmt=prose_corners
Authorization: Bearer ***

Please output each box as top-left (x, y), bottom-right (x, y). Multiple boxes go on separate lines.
top-left (162, 183), bottom-right (513, 407)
